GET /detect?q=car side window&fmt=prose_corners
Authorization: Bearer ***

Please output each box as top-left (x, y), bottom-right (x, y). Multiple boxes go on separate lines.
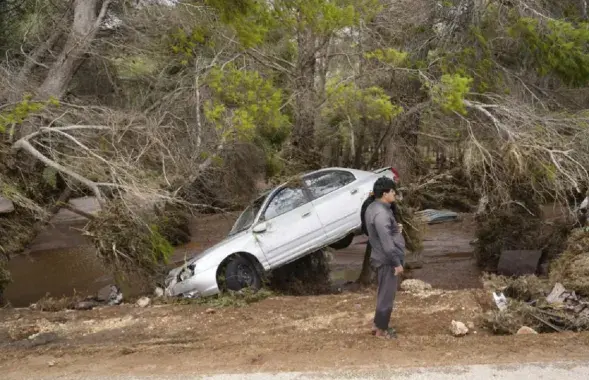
top-left (304, 170), bottom-right (356, 200)
top-left (263, 186), bottom-right (309, 220)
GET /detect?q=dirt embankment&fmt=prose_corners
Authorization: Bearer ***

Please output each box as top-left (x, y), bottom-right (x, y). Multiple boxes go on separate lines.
top-left (2, 214), bottom-right (589, 378)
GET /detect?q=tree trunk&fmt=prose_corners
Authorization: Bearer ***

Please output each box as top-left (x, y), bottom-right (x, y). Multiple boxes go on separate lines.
top-left (37, 0), bottom-right (111, 99)
top-left (291, 28), bottom-right (318, 168)
top-left (356, 243), bottom-right (373, 285)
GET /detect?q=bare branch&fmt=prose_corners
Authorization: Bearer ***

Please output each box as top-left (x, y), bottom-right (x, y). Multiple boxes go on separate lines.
top-left (13, 138), bottom-right (106, 205)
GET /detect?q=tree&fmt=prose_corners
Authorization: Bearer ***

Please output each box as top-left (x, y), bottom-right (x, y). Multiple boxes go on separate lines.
top-left (208, 0), bottom-right (382, 168)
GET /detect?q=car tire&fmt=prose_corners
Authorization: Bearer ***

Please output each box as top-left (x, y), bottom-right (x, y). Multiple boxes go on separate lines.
top-left (225, 256), bottom-right (262, 292)
top-left (329, 233), bottom-right (354, 250)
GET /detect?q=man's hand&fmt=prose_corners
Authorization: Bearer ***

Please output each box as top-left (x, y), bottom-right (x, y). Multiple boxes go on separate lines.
top-left (397, 223), bottom-right (403, 234)
top-left (394, 265), bottom-right (404, 276)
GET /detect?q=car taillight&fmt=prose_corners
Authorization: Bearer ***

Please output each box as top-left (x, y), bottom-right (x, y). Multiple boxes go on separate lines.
top-left (391, 167), bottom-right (400, 182)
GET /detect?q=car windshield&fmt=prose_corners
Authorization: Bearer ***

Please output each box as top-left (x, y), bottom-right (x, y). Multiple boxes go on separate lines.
top-left (228, 194), bottom-right (267, 235)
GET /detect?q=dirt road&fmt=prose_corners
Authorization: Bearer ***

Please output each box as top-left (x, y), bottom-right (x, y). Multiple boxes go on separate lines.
top-left (26, 362), bottom-right (589, 380)
top-left (2, 285), bottom-right (589, 378)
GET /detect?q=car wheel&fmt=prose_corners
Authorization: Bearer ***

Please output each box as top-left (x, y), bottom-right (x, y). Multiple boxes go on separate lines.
top-left (225, 256), bottom-right (262, 292)
top-left (329, 233), bottom-right (354, 250)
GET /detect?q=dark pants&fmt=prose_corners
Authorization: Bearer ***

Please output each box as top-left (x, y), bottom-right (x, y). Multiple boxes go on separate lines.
top-left (373, 264), bottom-right (398, 330)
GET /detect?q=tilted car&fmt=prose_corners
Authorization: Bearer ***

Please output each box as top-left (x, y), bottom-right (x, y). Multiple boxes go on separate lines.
top-left (164, 166), bottom-right (400, 298)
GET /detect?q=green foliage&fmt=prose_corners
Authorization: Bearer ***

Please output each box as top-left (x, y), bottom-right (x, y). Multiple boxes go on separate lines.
top-left (430, 74), bottom-right (473, 115)
top-left (510, 18), bottom-right (589, 86)
top-left (205, 0), bottom-right (270, 47)
top-left (207, 0), bottom-right (381, 47)
top-left (205, 64), bottom-right (290, 143)
top-left (0, 95), bottom-right (59, 136)
top-left (364, 48), bottom-right (409, 67)
top-left (148, 225), bottom-right (174, 265)
top-left (324, 80), bottom-right (403, 124)
top-left (169, 26), bottom-right (214, 64)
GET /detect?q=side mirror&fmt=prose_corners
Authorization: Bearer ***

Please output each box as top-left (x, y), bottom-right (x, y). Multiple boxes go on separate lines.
top-left (252, 222), bottom-right (267, 233)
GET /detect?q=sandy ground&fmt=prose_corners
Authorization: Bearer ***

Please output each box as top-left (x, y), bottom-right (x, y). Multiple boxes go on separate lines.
top-left (3, 213), bottom-right (589, 378)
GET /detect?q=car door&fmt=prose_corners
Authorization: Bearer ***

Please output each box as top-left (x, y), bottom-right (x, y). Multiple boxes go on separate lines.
top-left (253, 183), bottom-right (326, 268)
top-left (303, 169), bottom-right (360, 242)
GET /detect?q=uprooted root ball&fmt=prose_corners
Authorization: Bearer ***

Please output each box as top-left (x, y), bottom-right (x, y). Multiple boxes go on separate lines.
top-left (84, 202), bottom-right (174, 289)
top-left (267, 251), bottom-right (332, 295)
top-left (550, 228), bottom-right (589, 296)
top-left (474, 204), bottom-right (543, 269)
top-left (403, 169), bottom-right (479, 212)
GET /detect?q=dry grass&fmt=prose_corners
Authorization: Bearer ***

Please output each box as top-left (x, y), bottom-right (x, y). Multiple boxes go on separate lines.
top-left (550, 228), bottom-right (589, 297)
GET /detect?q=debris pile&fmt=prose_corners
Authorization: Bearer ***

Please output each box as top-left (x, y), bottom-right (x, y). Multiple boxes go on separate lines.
top-left (549, 228), bottom-right (589, 296)
top-left (483, 274), bottom-right (589, 334)
top-left (84, 202), bottom-right (174, 288)
top-left (474, 204), bottom-right (573, 270)
top-left (31, 285), bottom-right (124, 312)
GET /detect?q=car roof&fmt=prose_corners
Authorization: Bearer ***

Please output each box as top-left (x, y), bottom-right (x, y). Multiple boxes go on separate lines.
top-left (254, 167), bottom-right (371, 199)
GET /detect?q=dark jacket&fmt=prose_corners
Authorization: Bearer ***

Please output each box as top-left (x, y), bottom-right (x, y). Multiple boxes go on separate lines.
top-left (364, 200), bottom-right (406, 268)
top-left (361, 195), bottom-right (399, 236)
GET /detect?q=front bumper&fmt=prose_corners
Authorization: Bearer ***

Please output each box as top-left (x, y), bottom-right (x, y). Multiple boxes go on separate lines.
top-left (164, 265), bottom-right (220, 298)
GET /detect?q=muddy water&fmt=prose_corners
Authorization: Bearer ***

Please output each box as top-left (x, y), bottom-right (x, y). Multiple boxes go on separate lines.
top-left (4, 223), bottom-right (109, 306)
top-left (4, 214), bottom-right (238, 307)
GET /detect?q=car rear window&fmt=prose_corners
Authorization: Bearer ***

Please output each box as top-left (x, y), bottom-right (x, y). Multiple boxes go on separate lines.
top-left (303, 170), bottom-right (356, 199)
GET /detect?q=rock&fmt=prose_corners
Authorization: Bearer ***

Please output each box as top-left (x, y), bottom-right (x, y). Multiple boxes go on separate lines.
top-left (400, 279), bottom-right (432, 293)
top-left (516, 326), bottom-right (538, 335)
top-left (136, 297), bottom-right (151, 308)
top-left (466, 321), bottom-right (475, 330)
top-left (0, 197), bottom-right (14, 214)
top-left (205, 308), bottom-right (216, 314)
top-left (96, 285), bottom-right (123, 305)
top-left (48, 361), bottom-right (56, 367)
top-left (154, 287), bottom-right (164, 298)
top-left (450, 320), bottom-right (469, 337)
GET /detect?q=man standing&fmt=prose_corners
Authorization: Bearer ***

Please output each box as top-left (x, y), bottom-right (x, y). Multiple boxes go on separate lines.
top-left (364, 177), bottom-right (405, 339)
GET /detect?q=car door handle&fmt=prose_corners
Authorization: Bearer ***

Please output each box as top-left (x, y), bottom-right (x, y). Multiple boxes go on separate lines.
top-left (302, 211), bottom-right (311, 218)
top-left (350, 189), bottom-right (358, 195)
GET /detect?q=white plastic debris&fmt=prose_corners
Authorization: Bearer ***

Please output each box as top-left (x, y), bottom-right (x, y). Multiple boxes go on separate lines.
top-left (493, 291), bottom-right (508, 311)
top-left (154, 287), bottom-right (164, 298)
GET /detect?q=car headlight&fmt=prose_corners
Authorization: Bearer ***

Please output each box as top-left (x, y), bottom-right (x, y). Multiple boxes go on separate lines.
top-left (179, 265), bottom-right (195, 281)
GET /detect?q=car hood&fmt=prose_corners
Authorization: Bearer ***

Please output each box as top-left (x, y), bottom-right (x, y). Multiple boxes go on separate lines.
top-left (168, 230), bottom-right (251, 276)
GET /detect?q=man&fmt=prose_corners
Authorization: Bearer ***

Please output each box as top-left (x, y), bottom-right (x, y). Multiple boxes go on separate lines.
top-left (364, 177), bottom-right (405, 339)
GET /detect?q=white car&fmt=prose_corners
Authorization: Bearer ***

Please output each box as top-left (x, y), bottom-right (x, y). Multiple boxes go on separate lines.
top-left (164, 166), bottom-right (400, 298)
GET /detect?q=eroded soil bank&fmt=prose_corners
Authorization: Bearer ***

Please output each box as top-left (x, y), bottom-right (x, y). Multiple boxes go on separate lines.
top-left (2, 213), bottom-right (589, 379)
